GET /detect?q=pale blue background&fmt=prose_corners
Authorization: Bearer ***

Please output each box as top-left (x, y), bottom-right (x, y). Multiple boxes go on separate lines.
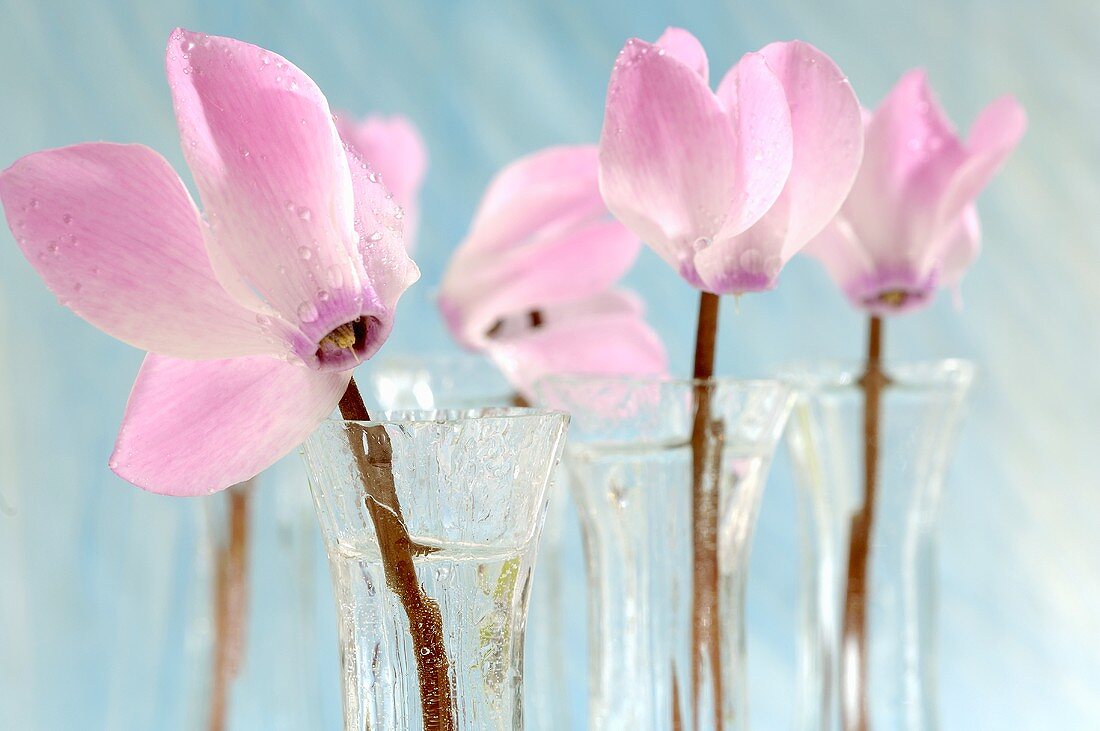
top-left (1, 0), bottom-right (1098, 728)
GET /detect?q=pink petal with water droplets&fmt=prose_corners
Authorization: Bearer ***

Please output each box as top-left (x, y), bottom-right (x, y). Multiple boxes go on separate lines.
top-left (336, 114), bottom-right (427, 252)
top-left (598, 37), bottom-right (742, 282)
top-left (655, 27), bottom-right (709, 82)
top-left (0, 143), bottom-right (281, 358)
top-left (111, 354), bottom-right (349, 496)
top-left (487, 290), bottom-right (668, 400)
top-left (307, 144), bottom-right (421, 371)
top-left (682, 51), bottom-right (801, 294)
top-left (166, 29), bottom-right (367, 346)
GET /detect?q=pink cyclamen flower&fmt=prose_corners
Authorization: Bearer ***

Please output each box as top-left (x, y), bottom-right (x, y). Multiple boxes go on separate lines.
top-left (805, 70), bottom-right (1026, 314)
top-left (335, 114), bottom-right (427, 252)
top-left (0, 30), bottom-right (418, 496)
top-left (438, 145), bottom-right (667, 398)
top-left (599, 28), bottom-right (864, 294)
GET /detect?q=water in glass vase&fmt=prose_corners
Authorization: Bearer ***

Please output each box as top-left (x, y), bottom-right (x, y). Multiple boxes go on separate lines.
top-left (329, 540), bottom-right (533, 730)
top-left (303, 409), bottom-right (568, 731)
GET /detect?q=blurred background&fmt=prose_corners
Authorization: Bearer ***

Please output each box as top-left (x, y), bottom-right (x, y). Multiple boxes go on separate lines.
top-left (1, 0), bottom-right (1097, 728)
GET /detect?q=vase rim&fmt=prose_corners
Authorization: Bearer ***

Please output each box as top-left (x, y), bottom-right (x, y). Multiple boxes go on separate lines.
top-left (775, 358), bottom-right (975, 391)
top-left (324, 405), bottom-right (569, 427)
top-left (533, 373), bottom-right (791, 391)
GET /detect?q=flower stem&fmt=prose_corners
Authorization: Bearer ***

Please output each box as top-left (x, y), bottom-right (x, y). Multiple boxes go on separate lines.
top-left (209, 480), bottom-right (253, 731)
top-left (841, 315), bottom-right (887, 731)
top-left (339, 377), bottom-right (455, 730)
top-left (690, 290), bottom-right (724, 730)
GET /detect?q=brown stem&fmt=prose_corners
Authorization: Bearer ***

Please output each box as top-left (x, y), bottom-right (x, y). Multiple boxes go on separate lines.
top-left (339, 377), bottom-right (455, 730)
top-left (209, 481), bottom-right (253, 731)
top-left (510, 393), bottom-right (531, 408)
top-left (672, 660), bottom-right (684, 731)
top-left (841, 316), bottom-right (888, 731)
top-left (690, 291), bottom-right (724, 730)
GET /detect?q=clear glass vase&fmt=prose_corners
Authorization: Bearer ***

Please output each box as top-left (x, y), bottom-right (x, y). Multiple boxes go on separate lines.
top-left (195, 455), bottom-right (338, 730)
top-left (302, 408), bottom-right (569, 730)
top-left (365, 353), bottom-right (580, 730)
top-left (782, 360), bottom-right (974, 731)
top-left (536, 376), bottom-right (794, 731)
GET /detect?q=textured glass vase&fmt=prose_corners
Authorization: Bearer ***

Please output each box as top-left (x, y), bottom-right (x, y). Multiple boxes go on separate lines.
top-left (537, 376), bottom-right (794, 731)
top-left (196, 456), bottom-right (337, 730)
top-left (302, 408), bottom-right (568, 730)
top-left (365, 353), bottom-right (579, 730)
top-left (782, 360), bottom-right (974, 731)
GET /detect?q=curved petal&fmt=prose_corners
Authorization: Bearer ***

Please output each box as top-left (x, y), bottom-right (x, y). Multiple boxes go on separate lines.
top-left (807, 215), bottom-right (940, 316)
top-left (932, 96), bottom-right (1026, 238)
top-left (655, 27), bottom-right (709, 82)
top-left (335, 113), bottom-right (427, 252)
top-left (467, 146), bottom-right (606, 258)
top-left (598, 37), bottom-right (741, 281)
top-left (487, 290), bottom-right (669, 400)
top-left (938, 205), bottom-right (982, 289)
top-left (111, 354), bottom-right (349, 496)
top-left (805, 216), bottom-right (876, 300)
top-left (713, 51), bottom-right (795, 238)
top-left (695, 50), bottom-right (809, 294)
top-left (166, 29), bottom-right (366, 337)
top-left (752, 41), bottom-right (863, 254)
top-left (315, 144), bottom-right (421, 370)
top-left (0, 143), bottom-right (281, 358)
top-left (441, 218), bottom-right (639, 346)
top-left (842, 69), bottom-right (965, 259)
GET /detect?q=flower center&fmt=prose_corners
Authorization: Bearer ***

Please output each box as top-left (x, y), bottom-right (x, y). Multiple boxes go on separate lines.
top-left (875, 290), bottom-right (910, 308)
top-left (315, 317), bottom-right (373, 367)
top-left (485, 310), bottom-right (545, 340)
top-left (321, 322), bottom-right (358, 350)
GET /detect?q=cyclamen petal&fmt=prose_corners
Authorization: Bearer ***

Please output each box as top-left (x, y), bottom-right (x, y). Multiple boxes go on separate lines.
top-left (336, 114), bottom-right (427, 252)
top-left (167, 29), bottom-right (367, 343)
top-left (599, 36), bottom-right (745, 283)
top-left (112, 354), bottom-right (350, 496)
top-left (806, 70), bottom-right (1025, 315)
top-left (1, 29), bottom-right (418, 496)
top-left (0, 143), bottom-right (278, 359)
top-left (655, 26), bottom-right (709, 82)
top-left (600, 30), bottom-right (869, 295)
top-left (486, 291), bottom-right (669, 401)
top-left (440, 146), bottom-right (639, 347)
top-left (440, 145), bottom-right (667, 394)
top-left (695, 42), bottom-right (862, 293)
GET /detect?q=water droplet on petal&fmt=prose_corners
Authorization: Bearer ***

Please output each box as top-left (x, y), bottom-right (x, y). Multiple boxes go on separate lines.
top-left (298, 246), bottom-right (312, 260)
top-left (318, 289), bottom-right (330, 302)
top-left (368, 231), bottom-right (383, 242)
top-left (297, 301), bottom-right (318, 323)
top-left (326, 265), bottom-right (345, 288)
top-left (62, 213), bottom-right (73, 225)
top-left (692, 237), bottom-right (711, 252)
top-left (297, 206), bottom-right (312, 221)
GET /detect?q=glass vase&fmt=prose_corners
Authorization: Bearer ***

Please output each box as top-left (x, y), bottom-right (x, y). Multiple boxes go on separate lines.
top-left (536, 376), bottom-right (794, 731)
top-left (365, 353), bottom-right (580, 729)
top-left (196, 455), bottom-right (338, 730)
top-left (302, 407), bottom-right (569, 730)
top-left (782, 360), bottom-right (974, 731)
